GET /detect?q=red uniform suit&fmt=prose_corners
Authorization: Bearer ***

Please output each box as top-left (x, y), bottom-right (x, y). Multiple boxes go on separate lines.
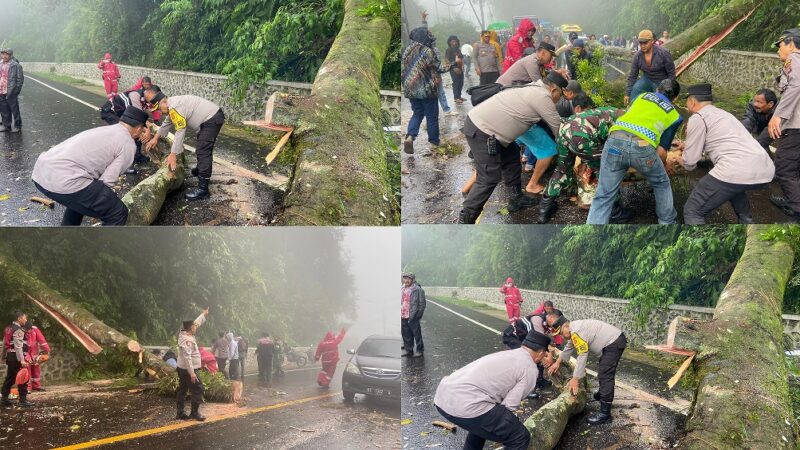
top-left (499, 277), bottom-right (523, 322)
top-left (314, 328), bottom-right (346, 387)
top-left (25, 326), bottom-right (50, 390)
top-left (98, 53), bottom-right (121, 101)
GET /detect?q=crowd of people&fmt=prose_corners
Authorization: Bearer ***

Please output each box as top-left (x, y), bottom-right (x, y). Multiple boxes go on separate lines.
top-left (402, 13), bottom-right (800, 225)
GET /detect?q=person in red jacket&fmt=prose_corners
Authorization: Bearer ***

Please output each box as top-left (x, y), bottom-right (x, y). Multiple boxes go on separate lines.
top-left (314, 328), bottom-right (346, 388)
top-left (503, 18), bottom-right (536, 73)
top-left (24, 322), bottom-right (50, 391)
top-left (499, 277), bottom-right (523, 322)
top-left (199, 347), bottom-right (218, 374)
top-left (98, 52), bottom-right (121, 102)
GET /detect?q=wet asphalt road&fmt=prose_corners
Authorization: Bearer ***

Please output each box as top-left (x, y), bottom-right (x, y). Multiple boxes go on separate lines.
top-left (0, 365), bottom-right (399, 449)
top-left (400, 72), bottom-right (791, 225)
top-left (0, 74), bottom-right (287, 226)
top-left (401, 298), bottom-right (687, 449)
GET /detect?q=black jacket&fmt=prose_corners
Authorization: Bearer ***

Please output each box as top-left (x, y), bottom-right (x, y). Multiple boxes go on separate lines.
top-left (407, 282), bottom-right (426, 321)
top-left (741, 101), bottom-right (776, 135)
top-left (4, 58), bottom-right (23, 96)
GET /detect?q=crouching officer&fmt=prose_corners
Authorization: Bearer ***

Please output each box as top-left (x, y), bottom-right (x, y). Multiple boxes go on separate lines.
top-left (144, 89), bottom-right (225, 201)
top-left (546, 312), bottom-right (627, 425)
top-left (176, 307), bottom-right (210, 421)
top-left (31, 106), bottom-right (150, 225)
top-left (434, 331), bottom-right (551, 450)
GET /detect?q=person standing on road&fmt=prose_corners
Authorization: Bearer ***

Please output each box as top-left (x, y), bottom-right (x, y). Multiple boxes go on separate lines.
top-left (461, 41), bottom-right (474, 77)
top-left (473, 31), bottom-right (501, 85)
top-left (0, 48), bottom-right (24, 133)
top-left (2, 312), bottom-right (33, 408)
top-left (236, 336), bottom-right (248, 382)
top-left (97, 52), bottom-right (121, 104)
top-left (211, 332), bottom-right (229, 378)
top-left (273, 337), bottom-right (285, 378)
top-left (256, 332), bottom-right (275, 387)
top-left (226, 332), bottom-right (240, 381)
top-left (314, 328), bottom-right (346, 388)
top-left (401, 272), bottom-right (426, 357)
top-left (546, 314), bottom-right (627, 426)
top-left (144, 89), bottom-right (225, 201)
top-left (499, 277), bottom-right (523, 322)
top-left (445, 35), bottom-right (466, 104)
top-left (24, 321), bottom-right (50, 392)
top-left (402, 26), bottom-right (445, 154)
top-left (31, 106), bottom-right (150, 226)
top-left (434, 331), bottom-right (551, 450)
top-left (176, 307), bottom-right (209, 421)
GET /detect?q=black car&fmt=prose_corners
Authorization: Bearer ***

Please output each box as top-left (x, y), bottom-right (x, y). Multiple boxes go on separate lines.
top-left (342, 335), bottom-right (401, 401)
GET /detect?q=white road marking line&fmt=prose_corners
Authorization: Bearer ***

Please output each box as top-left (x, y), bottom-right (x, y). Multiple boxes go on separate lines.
top-left (428, 299), bottom-right (689, 413)
top-left (28, 75), bottom-right (101, 111)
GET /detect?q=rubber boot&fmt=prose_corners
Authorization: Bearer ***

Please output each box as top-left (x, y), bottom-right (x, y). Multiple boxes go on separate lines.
top-left (185, 177), bottom-right (210, 201)
top-left (538, 195), bottom-right (558, 223)
top-left (18, 396), bottom-right (34, 408)
top-left (189, 402), bottom-right (206, 421)
top-left (403, 136), bottom-right (414, 155)
top-left (507, 190), bottom-right (536, 212)
top-left (458, 209), bottom-right (480, 224)
top-left (609, 203), bottom-right (632, 224)
top-left (176, 403), bottom-right (189, 420)
top-left (1, 396), bottom-right (11, 407)
top-left (587, 401), bottom-right (612, 425)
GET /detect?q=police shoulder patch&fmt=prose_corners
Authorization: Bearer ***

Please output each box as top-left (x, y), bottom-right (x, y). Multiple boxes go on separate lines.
top-left (169, 108), bottom-right (187, 130)
top-left (571, 332), bottom-right (589, 354)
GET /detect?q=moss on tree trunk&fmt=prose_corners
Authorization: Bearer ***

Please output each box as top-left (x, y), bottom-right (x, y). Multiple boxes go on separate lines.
top-left (278, 0), bottom-right (399, 225)
top-left (122, 142), bottom-right (186, 226)
top-left (683, 225), bottom-right (796, 449)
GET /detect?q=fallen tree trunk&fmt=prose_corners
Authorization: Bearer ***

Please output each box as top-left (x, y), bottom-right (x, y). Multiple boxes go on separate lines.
top-left (682, 225), bottom-right (797, 449)
top-left (524, 353), bottom-right (588, 450)
top-left (122, 138), bottom-right (186, 226)
top-left (278, 0), bottom-right (399, 225)
top-left (604, 0), bottom-right (765, 62)
top-left (0, 251), bottom-right (174, 378)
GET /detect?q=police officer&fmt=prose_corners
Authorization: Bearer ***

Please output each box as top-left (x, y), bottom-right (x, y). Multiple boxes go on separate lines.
top-left (459, 71), bottom-right (567, 224)
top-left (100, 86), bottom-right (160, 175)
top-left (546, 313), bottom-right (627, 426)
top-left (587, 79), bottom-right (683, 224)
top-left (768, 29), bottom-right (800, 221)
top-left (176, 307), bottom-right (209, 421)
top-left (540, 93), bottom-right (626, 223)
top-left (1, 312), bottom-right (33, 408)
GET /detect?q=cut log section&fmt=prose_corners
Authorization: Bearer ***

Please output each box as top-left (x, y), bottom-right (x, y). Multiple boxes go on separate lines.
top-left (432, 420), bottom-right (457, 432)
top-left (122, 138), bottom-right (186, 226)
top-left (30, 196), bottom-right (55, 208)
top-left (266, 128), bottom-right (294, 166)
top-left (524, 360), bottom-right (588, 450)
top-left (264, 92), bottom-right (304, 129)
top-left (667, 354), bottom-right (695, 390)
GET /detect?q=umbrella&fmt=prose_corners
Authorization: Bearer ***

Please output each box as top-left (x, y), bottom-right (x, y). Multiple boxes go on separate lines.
top-left (487, 21), bottom-right (512, 31)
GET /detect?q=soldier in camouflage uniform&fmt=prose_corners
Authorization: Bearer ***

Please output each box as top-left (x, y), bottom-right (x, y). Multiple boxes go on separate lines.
top-left (538, 93), bottom-right (625, 223)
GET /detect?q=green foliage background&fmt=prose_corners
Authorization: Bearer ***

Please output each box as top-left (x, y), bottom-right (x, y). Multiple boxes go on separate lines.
top-left (403, 225), bottom-right (800, 317)
top-left (0, 0), bottom-right (399, 93)
top-left (0, 228), bottom-right (355, 363)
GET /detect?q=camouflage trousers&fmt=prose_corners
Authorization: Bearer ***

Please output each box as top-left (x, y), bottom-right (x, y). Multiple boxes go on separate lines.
top-left (544, 147), bottom-right (601, 201)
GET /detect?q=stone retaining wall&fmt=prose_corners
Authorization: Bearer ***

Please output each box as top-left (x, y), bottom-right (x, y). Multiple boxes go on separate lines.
top-left (424, 286), bottom-right (800, 349)
top-left (23, 62), bottom-right (401, 125)
top-left (0, 345), bottom-right (81, 384)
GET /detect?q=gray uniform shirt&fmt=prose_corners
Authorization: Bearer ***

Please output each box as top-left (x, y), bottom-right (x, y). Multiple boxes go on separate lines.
top-left (497, 54), bottom-right (544, 87)
top-left (32, 124), bottom-right (135, 194)
top-left (177, 313), bottom-right (207, 371)
top-left (683, 105), bottom-right (775, 185)
top-left (157, 95), bottom-right (220, 155)
top-left (468, 80), bottom-right (561, 145)
top-left (558, 319), bottom-right (622, 378)
top-left (473, 41), bottom-right (500, 74)
top-left (434, 348), bottom-right (537, 418)
top-left (775, 52), bottom-right (800, 131)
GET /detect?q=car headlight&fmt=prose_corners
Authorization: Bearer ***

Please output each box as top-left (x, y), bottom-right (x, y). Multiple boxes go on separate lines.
top-left (345, 361), bottom-right (361, 375)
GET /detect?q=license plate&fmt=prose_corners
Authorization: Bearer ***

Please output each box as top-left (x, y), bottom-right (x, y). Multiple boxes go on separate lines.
top-left (366, 387), bottom-right (391, 396)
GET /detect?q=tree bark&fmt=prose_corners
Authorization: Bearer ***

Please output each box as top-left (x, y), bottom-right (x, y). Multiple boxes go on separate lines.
top-left (523, 355), bottom-right (588, 449)
top-left (122, 140), bottom-right (186, 226)
top-left (0, 251), bottom-right (174, 378)
top-left (683, 225), bottom-right (796, 449)
top-left (278, 0), bottom-right (399, 225)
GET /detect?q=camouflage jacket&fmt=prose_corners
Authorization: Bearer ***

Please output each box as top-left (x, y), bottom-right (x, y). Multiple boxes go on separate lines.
top-left (557, 107), bottom-right (625, 160)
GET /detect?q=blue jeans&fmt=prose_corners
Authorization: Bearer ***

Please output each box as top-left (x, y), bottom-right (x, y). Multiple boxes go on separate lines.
top-left (587, 134), bottom-right (676, 224)
top-left (630, 76), bottom-right (657, 102)
top-left (406, 98), bottom-right (440, 146)
top-left (437, 82), bottom-right (450, 112)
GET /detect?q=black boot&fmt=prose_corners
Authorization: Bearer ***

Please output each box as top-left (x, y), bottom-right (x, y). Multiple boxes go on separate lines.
top-left (770, 194), bottom-right (796, 218)
top-left (176, 403), bottom-right (189, 420)
top-left (18, 398), bottom-right (34, 408)
top-left (593, 391), bottom-right (601, 401)
top-left (403, 136), bottom-right (414, 155)
top-left (191, 167), bottom-right (199, 177)
top-left (587, 401), bottom-right (612, 425)
top-left (458, 209), bottom-right (480, 224)
top-left (507, 190), bottom-right (536, 212)
top-left (185, 177), bottom-right (210, 201)
top-left (1, 397), bottom-right (12, 407)
top-left (538, 195), bottom-right (558, 223)
top-left (609, 203), bottom-right (632, 224)
top-left (189, 402), bottom-right (206, 421)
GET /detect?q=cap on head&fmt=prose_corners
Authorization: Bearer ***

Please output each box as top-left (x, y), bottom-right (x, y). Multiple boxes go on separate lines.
top-left (0, 48), bottom-right (11, 56)
top-left (402, 272), bottom-right (415, 281)
top-left (538, 42), bottom-right (556, 56)
top-left (686, 83), bottom-right (713, 102)
top-left (522, 330), bottom-right (551, 351)
top-left (545, 70), bottom-right (568, 89)
top-left (773, 28), bottom-right (800, 48)
top-left (120, 106), bottom-right (149, 127)
top-left (638, 29), bottom-right (655, 41)
top-left (572, 39), bottom-right (585, 49)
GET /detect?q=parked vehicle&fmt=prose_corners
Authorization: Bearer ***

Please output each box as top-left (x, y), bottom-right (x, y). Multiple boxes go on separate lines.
top-left (342, 335), bottom-right (401, 402)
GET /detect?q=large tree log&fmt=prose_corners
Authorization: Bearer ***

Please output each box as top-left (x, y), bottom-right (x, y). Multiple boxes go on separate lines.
top-left (0, 251), bottom-right (173, 378)
top-left (604, 0), bottom-right (765, 61)
top-left (524, 364), bottom-right (588, 450)
top-left (278, 0), bottom-right (399, 225)
top-left (122, 139), bottom-right (186, 226)
top-left (683, 225), bottom-right (796, 449)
